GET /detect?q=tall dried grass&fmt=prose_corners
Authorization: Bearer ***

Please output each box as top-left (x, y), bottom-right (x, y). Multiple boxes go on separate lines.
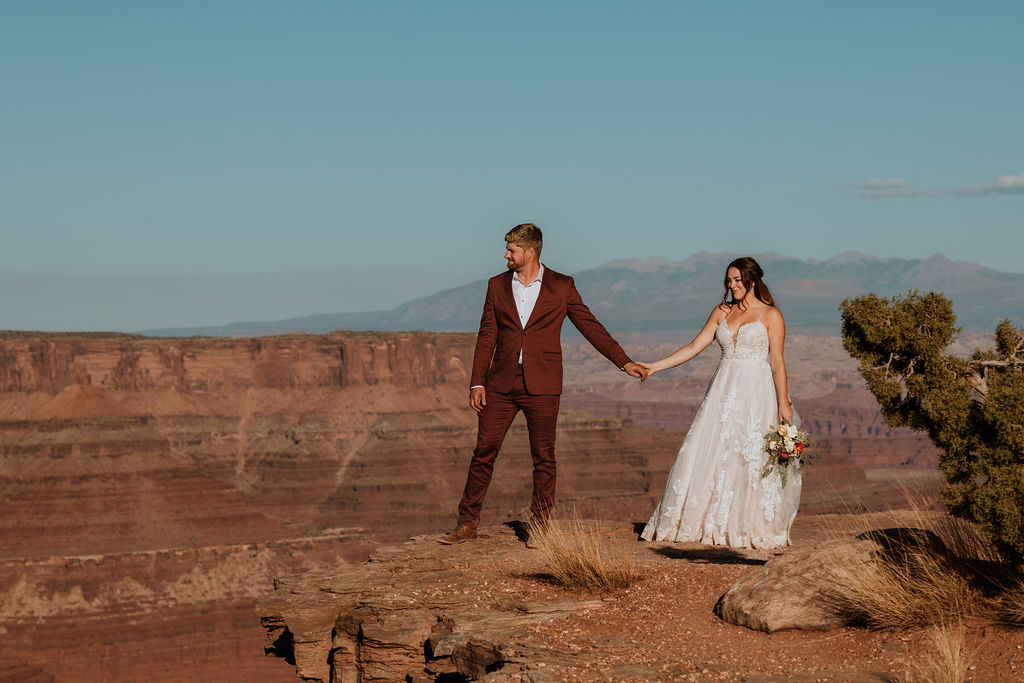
top-left (899, 623), bottom-right (970, 683)
top-left (820, 492), bottom-right (998, 629)
top-left (826, 538), bottom-right (979, 629)
top-left (526, 514), bottom-right (635, 593)
top-left (918, 502), bottom-right (1003, 565)
top-left (995, 579), bottom-right (1024, 627)
top-left (830, 487), bottom-right (1002, 564)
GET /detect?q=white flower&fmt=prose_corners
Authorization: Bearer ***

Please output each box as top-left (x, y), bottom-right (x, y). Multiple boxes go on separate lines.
top-left (784, 438), bottom-right (796, 453)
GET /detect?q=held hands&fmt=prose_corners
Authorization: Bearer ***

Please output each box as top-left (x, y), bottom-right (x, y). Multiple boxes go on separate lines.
top-left (622, 361), bottom-right (650, 382)
top-left (637, 361), bottom-right (656, 378)
top-left (470, 387), bottom-right (486, 413)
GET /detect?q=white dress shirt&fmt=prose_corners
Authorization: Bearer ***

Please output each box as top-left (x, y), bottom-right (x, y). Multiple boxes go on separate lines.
top-left (470, 265), bottom-right (544, 389)
top-left (511, 264), bottom-right (544, 340)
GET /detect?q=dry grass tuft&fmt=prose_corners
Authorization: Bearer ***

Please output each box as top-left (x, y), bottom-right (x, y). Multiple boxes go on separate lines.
top-left (527, 514), bottom-right (635, 593)
top-left (994, 579), bottom-right (1024, 627)
top-left (817, 488), bottom-right (1005, 630)
top-left (917, 501), bottom-right (1003, 565)
top-left (827, 536), bottom-right (980, 629)
top-left (819, 504), bottom-right (993, 629)
top-left (899, 623), bottom-right (970, 683)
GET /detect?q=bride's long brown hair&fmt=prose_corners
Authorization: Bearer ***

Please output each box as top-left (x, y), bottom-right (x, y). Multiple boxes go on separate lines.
top-left (722, 257), bottom-right (775, 307)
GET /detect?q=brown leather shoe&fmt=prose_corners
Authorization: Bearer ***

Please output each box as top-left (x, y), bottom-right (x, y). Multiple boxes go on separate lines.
top-left (438, 524), bottom-right (477, 545)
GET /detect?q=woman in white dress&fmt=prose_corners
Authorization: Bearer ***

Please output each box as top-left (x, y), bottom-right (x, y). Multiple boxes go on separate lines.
top-left (638, 257), bottom-right (800, 549)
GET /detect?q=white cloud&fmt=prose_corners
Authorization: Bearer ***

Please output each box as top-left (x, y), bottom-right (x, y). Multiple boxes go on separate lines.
top-left (851, 178), bottom-right (927, 199)
top-left (849, 173), bottom-right (1024, 199)
top-left (990, 173), bottom-right (1024, 194)
top-left (856, 178), bottom-right (911, 190)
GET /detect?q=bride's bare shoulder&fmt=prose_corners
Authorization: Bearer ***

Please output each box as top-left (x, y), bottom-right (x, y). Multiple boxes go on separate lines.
top-left (763, 305), bottom-right (785, 324)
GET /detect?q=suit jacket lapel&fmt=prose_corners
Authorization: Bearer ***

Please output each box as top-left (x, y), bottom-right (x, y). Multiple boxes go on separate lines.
top-left (499, 271), bottom-right (519, 324)
top-left (523, 266), bottom-right (554, 330)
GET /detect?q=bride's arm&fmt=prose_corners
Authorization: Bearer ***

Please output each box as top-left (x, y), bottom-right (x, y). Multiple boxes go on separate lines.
top-left (766, 307), bottom-right (794, 422)
top-left (640, 305), bottom-right (727, 376)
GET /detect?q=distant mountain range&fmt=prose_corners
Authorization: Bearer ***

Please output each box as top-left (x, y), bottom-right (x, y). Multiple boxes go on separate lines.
top-left (0, 267), bottom-right (483, 334)
top-left (141, 252), bottom-right (1024, 336)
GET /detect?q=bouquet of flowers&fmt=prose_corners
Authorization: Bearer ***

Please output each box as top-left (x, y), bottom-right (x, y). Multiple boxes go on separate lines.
top-left (762, 419), bottom-right (816, 487)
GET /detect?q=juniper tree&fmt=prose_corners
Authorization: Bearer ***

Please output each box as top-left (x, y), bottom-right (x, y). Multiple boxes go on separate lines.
top-left (840, 291), bottom-right (1024, 558)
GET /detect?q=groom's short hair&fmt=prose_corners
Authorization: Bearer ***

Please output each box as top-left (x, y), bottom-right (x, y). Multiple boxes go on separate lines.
top-left (505, 223), bottom-right (543, 257)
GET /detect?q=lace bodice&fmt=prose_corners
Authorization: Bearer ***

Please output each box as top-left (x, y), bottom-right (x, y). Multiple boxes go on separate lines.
top-left (716, 317), bottom-right (769, 361)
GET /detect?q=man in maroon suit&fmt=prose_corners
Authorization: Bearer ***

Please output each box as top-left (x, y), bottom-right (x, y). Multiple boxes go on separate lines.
top-left (440, 223), bottom-right (647, 544)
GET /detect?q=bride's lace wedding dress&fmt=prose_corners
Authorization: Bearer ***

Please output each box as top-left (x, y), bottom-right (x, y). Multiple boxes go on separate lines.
top-left (641, 311), bottom-right (801, 548)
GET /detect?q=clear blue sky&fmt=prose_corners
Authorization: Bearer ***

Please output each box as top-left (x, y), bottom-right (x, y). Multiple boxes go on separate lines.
top-left (2, 1), bottom-right (1022, 288)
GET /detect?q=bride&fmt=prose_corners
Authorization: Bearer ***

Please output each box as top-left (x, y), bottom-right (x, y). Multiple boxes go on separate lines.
top-left (638, 257), bottom-right (800, 548)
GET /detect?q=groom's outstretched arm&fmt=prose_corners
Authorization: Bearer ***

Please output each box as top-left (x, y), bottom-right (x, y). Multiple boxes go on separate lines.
top-left (565, 277), bottom-right (647, 380)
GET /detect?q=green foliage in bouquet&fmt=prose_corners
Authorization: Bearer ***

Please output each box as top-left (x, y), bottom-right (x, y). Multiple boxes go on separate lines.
top-left (840, 291), bottom-right (1024, 558)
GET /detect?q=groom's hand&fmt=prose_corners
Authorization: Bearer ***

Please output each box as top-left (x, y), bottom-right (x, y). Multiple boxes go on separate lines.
top-left (622, 361), bottom-right (649, 382)
top-left (470, 387), bottom-right (487, 413)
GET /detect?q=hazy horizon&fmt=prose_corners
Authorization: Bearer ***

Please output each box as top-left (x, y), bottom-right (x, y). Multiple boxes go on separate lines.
top-left (0, 249), bottom-right (1017, 333)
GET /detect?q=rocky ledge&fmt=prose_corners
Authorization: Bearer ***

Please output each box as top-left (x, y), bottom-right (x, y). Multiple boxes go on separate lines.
top-left (256, 514), bottom-right (985, 682)
top-left (257, 524), bottom-right (609, 682)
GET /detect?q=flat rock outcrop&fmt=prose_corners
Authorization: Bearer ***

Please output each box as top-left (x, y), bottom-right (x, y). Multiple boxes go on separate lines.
top-left (258, 525), bottom-right (606, 682)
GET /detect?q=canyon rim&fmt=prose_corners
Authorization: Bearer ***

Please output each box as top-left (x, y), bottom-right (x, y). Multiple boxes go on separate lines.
top-left (1, 329), bottom-right (941, 681)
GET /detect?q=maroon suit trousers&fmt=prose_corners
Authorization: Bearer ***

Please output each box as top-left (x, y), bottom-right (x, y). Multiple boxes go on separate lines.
top-left (457, 368), bottom-right (560, 527)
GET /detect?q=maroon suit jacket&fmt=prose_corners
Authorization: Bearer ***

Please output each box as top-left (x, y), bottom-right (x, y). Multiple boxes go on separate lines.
top-left (470, 267), bottom-right (632, 395)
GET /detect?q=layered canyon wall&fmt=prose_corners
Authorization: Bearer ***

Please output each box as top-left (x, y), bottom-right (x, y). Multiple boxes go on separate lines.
top-left (0, 332), bottom-right (687, 682)
top-left (0, 330), bottom-right (939, 681)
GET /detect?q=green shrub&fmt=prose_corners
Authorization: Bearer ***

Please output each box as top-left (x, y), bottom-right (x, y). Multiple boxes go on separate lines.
top-left (840, 291), bottom-right (1024, 558)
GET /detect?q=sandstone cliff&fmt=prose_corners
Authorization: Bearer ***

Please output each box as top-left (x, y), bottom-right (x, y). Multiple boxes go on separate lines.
top-left (0, 332), bottom-right (685, 682)
top-left (0, 330), bottom-right (941, 681)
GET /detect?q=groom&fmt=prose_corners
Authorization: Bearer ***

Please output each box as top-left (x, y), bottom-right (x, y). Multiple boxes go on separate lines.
top-left (440, 223), bottom-right (648, 544)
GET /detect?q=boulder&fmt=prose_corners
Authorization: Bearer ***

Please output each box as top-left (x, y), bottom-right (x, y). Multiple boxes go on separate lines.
top-left (714, 536), bottom-right (880, 632)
